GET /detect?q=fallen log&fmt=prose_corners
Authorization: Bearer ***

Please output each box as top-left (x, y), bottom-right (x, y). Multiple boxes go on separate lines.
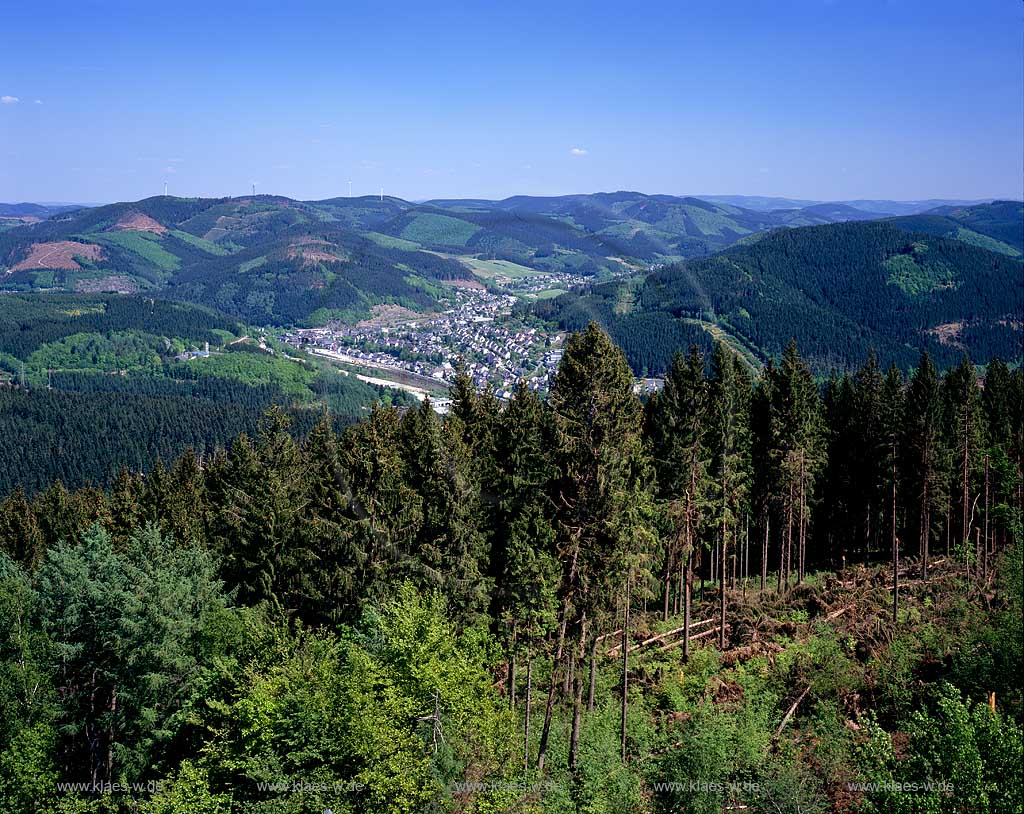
top-left (606, 618), bottom-right (716, 656)
top-left (774, 684), bottom-right (811, 739)
top-left (657, 626), bottom-right (720, 652)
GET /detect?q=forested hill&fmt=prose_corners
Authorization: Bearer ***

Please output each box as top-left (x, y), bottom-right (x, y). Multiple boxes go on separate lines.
top-left (887, 200), bottom-right (1024, 256)
top-left (5, 193), bottom-right (1017, 328)
top-left (0, 294), bottom-right (410, 495)
top-left (0, 196), bottom-right (477, 325)
top-left (532, 219), bottom-right (1023, 375)
top-left (0, 326), bottom-right (1019, 813)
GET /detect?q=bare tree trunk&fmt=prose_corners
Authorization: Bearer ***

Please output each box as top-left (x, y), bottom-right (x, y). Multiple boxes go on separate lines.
top-left (675, 554), bottom-right (684, 616)
top-left (962, 400), bottom-right (970, 552)
top-left (509, 625), bottom-right (517, 711)
top-left (621, 574), bottom-right (630, 763)
top-left (720, 480), bottom-right (728, 650)
top-left (711, 538), bottom-right (717, 584)
top-left (761, 513), bottom-right (769, 593)
top-left (568, 616), bottom-right (587, 772)
top-left (983, 455), bottom-right (990, 586)
top-left (798, 452), bottom-right (806, 584)
top-left (744, 513), bottom-right (749, 597)
top-left (524, 657), bottom-right (532, 773)
top-left (892, 443), bottom-right (899, 624)
top-left (587, 634), bottom-right (597, 711)
top-left (786, 480), bottom-right (793, 589)
top-left (683, 548), bottom-right (692, 661)
top-left (662, 551), bottom-right (672, 622)
top-left (535, 611), bottom-right (568, 773)
top-left (921, 479), bottom-right (930, 581)
top-left (946, 493), bottom-right (952, 557)
top-left (719, 537), bottom-right (727, 650)
top-left (731, 537), bottom-right (737, 590)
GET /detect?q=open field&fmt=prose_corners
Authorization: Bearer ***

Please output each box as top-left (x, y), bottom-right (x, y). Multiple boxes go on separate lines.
top-left (462, 257), bottom-right (544, 279)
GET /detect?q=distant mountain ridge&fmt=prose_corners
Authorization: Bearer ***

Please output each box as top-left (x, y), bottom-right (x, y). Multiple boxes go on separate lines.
top-left (695, 195), bottom-right (996, 215)
top-left (531, 216), bottom-right (1023, 375)
top-left (1, 192), bottom-right (1020, 332)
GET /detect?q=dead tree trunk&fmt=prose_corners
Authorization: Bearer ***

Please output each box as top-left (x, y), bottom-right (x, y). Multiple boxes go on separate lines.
top-left (509, 625), bottom-right (517, 711)
top-left (568, 616), bottom-right (587, 772)
top-left (587, 634), bottom-right (598, 711)
top-left (535, 611), bottom-right (567, 773)
top-left (983, 455), bottom-right (990, 586)
top-left (798, 452), bottom-right (806, 584)
top-left (620, 574), bottom-right (630, 764)
top-left (662, 550), bottom-right (672, 622)
top-left (683, 549), bottom-right (692, 662)
top-left (761, 513), bottom-right (769, 592)
top-left (720, 488), bottom-right (728, 650)
top-left (921, 478), bottom-right (930, 581)
top-left (892, 442), bottom-right (899, 624)
top-left (962, 397), bottom-right (970, 554)
top-left (524, 656), bottom-right (533, 772)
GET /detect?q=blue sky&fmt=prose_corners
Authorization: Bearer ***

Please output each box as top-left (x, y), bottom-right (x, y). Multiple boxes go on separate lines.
top-left (1, 0), bottom-right (1021, 203)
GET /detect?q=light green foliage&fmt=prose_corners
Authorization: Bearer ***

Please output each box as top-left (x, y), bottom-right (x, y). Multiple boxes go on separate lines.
top-left (176, 353), bottom-right (314, 396)
top-left (951, 227), bottom-right (1021, 257)
top-left (197, 584), bottom-right (518, 814)
top-left (27, 331), bottom-right (165, 373)
top-left (362, 231), bottom-right (422, 250)
top-left (238, 256), bottom-right (268, 273)
top-left (139, 762), bottom-right (231, 814)
top-left (857, 683), bottom-right (1023, 814)
top-left (399, 213), bottom-right (480, 246)
top-left (168, 230), bottom-right (232, 256)
top-left (93, 231), bottom-right (181, 272)
top-left (884, 243), bottom-right (959, 295)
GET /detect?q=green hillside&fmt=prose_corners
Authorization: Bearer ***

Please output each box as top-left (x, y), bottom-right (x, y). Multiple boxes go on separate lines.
top-left (2, 195), bottom-right (1021, 330)
top-left (0, 294), bottom-right (410, 493)
top-left (427, 191), bottom-right (781, 259)
top-left (0, 197), bottom-right (477, 324)
top-left (889, 200), bottom-right (1023, 255)
top-left (531, 220), bottom-right (1024, 374)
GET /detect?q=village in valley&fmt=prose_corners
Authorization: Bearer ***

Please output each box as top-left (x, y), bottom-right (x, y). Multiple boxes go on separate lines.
top-left (281, 286), bottom-right (568, 405)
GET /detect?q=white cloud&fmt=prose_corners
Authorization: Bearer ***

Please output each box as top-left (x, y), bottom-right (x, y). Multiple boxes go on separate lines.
top-left (1, 96), bottom-right (19, 105)
top-left (34, 99), bottom-right (42, 105)
top-left (164, 165), bottom-right (178, 174)
top-left (569, 147), bottom-right (588, 156)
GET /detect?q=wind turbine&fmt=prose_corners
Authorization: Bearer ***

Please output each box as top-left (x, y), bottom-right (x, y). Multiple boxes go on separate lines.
top-left (380, 187), bottom-right (384, 202)
top-left (348, 180), bottom-right (353, 198)
top-left (164, 181), bottom-right (168, 196)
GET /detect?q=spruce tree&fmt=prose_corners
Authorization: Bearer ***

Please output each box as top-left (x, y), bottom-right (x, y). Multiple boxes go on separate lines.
top-left (903, 353), bottom-right (946, 580)
top-left (537, 323), bottom-right (653, 773)
top-left (646, 347), bottom-right (711, 655)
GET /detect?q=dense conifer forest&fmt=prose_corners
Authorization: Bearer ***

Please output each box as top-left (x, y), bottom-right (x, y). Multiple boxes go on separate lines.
top-left (0, 294), bottom-right (407, 494)
top-left (0, 323), bottom-right (1020, 813)
top-left (532, 221), bottom-right (1023, 375)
